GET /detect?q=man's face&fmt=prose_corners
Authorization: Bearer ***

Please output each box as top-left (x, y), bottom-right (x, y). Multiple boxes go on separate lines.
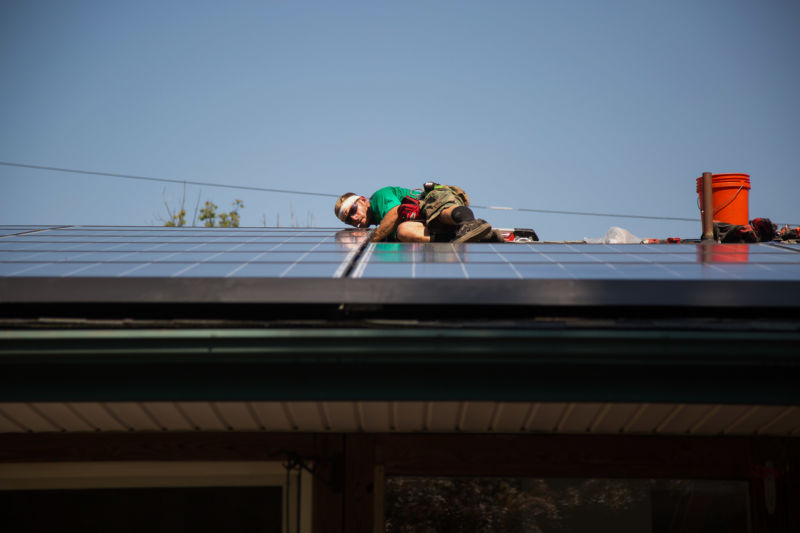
top-left (345, 197), bottom-right (369, 228)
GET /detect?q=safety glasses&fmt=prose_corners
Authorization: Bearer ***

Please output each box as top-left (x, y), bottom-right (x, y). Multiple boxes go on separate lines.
top-left (346, 201), bottom-right (359, 223)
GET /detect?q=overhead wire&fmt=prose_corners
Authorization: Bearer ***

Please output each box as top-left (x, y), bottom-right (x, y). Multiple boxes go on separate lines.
top-left (0, 161), bottom-right (338, 199)
top-left (0, 160), bottom-right (772, 224)
top-left (470, 204), bottom-right (696, 222)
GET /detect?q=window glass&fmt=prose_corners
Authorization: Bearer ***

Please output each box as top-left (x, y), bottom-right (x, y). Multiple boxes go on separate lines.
top-left (385, 477), bottom-right (748, 533)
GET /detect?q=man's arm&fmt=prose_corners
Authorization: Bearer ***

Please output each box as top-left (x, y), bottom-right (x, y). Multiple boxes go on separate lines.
top-left (371, 205), bottom-right (400, 242)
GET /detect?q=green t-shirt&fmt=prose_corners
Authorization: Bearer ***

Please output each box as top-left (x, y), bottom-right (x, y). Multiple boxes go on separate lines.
top-left (369, 186), bottom-right (413, 224)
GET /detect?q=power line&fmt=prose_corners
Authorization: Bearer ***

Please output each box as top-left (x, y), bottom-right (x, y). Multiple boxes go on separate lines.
top-left (472, 204), bottom-right (696, 222)
top-left (0, 161), bottom-right (339, 199)
top-left (1, 160), bottom-right (698, 222)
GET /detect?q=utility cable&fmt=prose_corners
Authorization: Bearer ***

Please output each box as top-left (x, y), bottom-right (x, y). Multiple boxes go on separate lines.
top-left (0, 161), bottom-right (339, 199)
top-left (2, 160), bottom-right (788, 224)
top-left (470, 204), bottom-right (696, 222)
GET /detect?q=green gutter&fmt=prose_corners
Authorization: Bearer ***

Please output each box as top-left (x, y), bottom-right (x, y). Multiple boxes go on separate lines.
top-left (1, 328), bottom-right (799, 404)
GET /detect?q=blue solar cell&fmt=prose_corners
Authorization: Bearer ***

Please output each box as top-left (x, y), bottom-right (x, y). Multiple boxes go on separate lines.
top-left (0, 251), bottom-right (29, 261)
top-left (168, 263), bottom-right (253, 277)
top-left (0, 262), bottom-right (92, 277)
top-left (357, 262), bottom-right (462, 279)
top-left (228, 262), bottom-right (342, 278)
top-left (752, 244), bottom-right (799, 253)
top-left (102, 251), bottom-right (203, 262)
top-left (0, 242), bottom-right (52, 251)
top-left (246, 236), bottom-right (340, 242)
top-left (772, 243), bottom-right (800, 252)
top-left (743, 253), bottom-right (800, 264)
top-left (535, 252), bottom-right (695, 264)
top-left (411, 263), bottom-right (470, 278)
top-left (354, 262), bottom-right (413, 278)
top-left (550, 263), bottom-right (626, 279)
top-left (280, 263), bottom-right (347, 278)
top-left (150, 252), bottom-right (235, 262)
top-left (511, 263), bottom-right (577, 279)
top-left (590, 263), bottom-right (696, 280)
top-left (0, 251), bottom-right (82, 262)
top-left (103, 250), bottom-right (177, 261)
top-left (65, 262), bottom-right (160, 277)
top-left (461, 252), bottom-right (529, 264)
top-left (96, 242), bottom-right (177, 252)
top-left (504, 243), bottom-right (580, 253)
top-left (116, 243), bottom-right (223, 253)
top-left (0, 237), bottom-right (39, 243)
top-left (464, 263), bottom-right (523, 279)
top-left (214, 263), bottom-right (297, 278)
top-left (735, 263), bottom-right (800, 280)
top-left (0, 262), bottom-right (38, 276)
top-left (254, 243), bottom-right (345, 252)
top-left (199, 243), bottom-right (279, 253)
top-left (112, 262), bottom-right (199, 277)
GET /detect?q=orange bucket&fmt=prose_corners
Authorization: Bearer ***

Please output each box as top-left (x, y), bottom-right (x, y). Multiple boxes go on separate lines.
top-left (696, 173), bottom-right (751, 225)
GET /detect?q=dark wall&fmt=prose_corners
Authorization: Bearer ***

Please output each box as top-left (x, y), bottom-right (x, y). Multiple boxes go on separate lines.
top-left (0, 432), bottom-right (797, 533)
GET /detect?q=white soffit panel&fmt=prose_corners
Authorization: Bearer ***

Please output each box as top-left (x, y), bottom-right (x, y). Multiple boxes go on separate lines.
top-left (211, 402), bottom-right (262, 431)
top-left (29, 403), bottom-right (95, 432)
top-left (490, 403), bottom-right (532, 433)
top-left (526, 402), bottom-right (569, 432)
top-left (249, 402), bottom-right (293, 431)
top-left (558, 403), bottom-right (606, 433)
top-left (760, 407), bottom-right (800, 434)
top-left (358, 402), bottom-right (392, 432)
top-left (67, 403), bottom-right (128, 432)
top-left (286, 402), bottom-right (327, 432)
top-left (141, 402), bottom-right (195, 431)
top-left (174, 402), bottom-right (229, 431)
top-left (426, 402), bottom-right (461, 432)
top-left (103, 403), bottom-right (160, 431)
top-left (1, 402), bottom-right (799, 436)
top-left (394, 401), bottom-right (425, 432)
top-left (0, 404), bottom-right (60, 432)
top-left (322, 402), bottom-right (360, 432)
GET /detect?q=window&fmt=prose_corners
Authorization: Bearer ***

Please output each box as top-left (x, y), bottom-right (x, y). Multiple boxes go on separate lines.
top-left (0, 461), bottom-right (312, 533)
top-left (384, 476), bottom-right (748, 533)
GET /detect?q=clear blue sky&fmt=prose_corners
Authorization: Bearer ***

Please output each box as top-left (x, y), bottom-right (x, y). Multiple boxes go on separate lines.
top-left (1, 0), bottom-right (798, 241)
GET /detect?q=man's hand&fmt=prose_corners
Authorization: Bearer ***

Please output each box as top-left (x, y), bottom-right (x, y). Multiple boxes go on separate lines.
top-left (371, 206), bottom-right (400, 242)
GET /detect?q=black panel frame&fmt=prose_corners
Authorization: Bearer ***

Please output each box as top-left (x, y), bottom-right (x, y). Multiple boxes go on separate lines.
top-left (2, 276), bottom-right (800, 308)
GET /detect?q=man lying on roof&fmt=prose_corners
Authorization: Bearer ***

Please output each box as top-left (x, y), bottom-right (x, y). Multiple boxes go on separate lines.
top-left (335, 184), bottom-right (497, 243)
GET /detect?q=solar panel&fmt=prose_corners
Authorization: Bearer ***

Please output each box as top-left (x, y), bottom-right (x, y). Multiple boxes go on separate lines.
top-left (0, 226), bottom-right (367, 279)
top-left (1, 226), bottom-right (799, 307)
top-left (352, 241), bottom-right (800, 280)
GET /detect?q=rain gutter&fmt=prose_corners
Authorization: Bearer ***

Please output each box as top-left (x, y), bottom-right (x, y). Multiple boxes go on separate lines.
top-left (1, 328), bottom-right (798, 404)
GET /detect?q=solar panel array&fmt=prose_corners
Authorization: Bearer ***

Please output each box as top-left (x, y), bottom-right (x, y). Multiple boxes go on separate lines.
top-left (0, 226), bottom-right (365, 279)
top-left (1, 226), bottom-right (799, 281)
top-left (352, 241), bottom-right (800, 280)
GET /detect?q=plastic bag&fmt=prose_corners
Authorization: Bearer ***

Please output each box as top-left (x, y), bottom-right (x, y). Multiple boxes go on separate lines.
top-left (584, 226), bottom-right (641, 244)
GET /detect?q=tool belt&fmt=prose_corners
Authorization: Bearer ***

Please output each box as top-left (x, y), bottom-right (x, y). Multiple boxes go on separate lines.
top-left (397, 195), bottom-right (421, 221)
top-left (397, 182), bottom-right (471, 223)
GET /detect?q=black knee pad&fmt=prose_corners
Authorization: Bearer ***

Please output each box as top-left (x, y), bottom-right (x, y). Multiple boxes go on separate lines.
top-left (451, 206), bottom-right (475, 224)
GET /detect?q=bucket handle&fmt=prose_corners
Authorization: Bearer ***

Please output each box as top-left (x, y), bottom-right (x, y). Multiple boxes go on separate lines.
top-left (697, 182), bottom-right (745, 217)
